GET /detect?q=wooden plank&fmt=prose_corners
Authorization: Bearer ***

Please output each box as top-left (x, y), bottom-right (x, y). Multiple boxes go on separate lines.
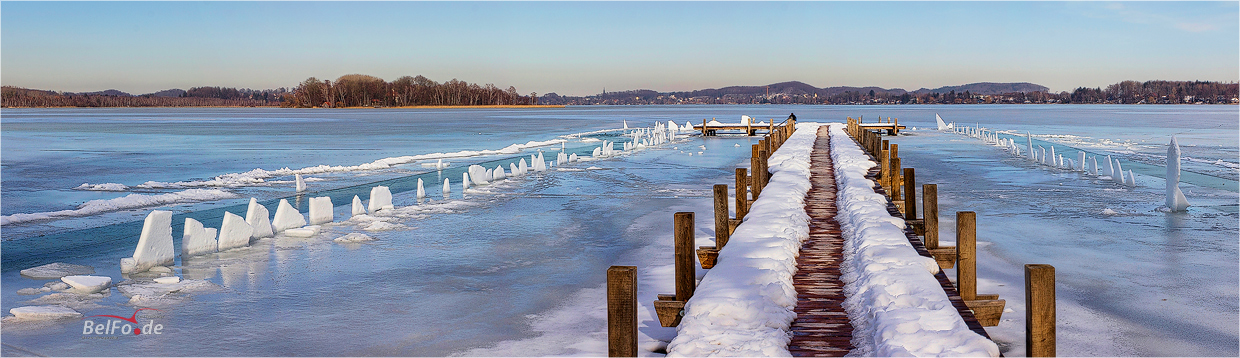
top-left (607, 266), bottom-right (637, 357)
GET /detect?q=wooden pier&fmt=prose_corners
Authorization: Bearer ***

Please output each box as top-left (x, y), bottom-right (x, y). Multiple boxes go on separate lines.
top-left (693, 116), bottom-right (794, 136)
top-left (848, 116), bottom-right (905, 136)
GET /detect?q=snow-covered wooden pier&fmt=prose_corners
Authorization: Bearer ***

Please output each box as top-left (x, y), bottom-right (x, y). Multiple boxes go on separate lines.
top-left (848, 116), bottom-right (906, 135)
top-left (692, 115), bottom-right (795, 136)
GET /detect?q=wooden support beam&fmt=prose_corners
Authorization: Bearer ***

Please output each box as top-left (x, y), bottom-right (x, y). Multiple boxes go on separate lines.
top-left (735, 168), bottom-right (749, 220)
top-left (607, 266), bottom-right (637, 357)
top-left (1026, 264), bottom-right (1057, 357)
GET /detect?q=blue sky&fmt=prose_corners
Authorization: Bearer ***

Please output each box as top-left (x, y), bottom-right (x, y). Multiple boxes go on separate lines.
top-left (2, 1), bottom-right (1237, 96)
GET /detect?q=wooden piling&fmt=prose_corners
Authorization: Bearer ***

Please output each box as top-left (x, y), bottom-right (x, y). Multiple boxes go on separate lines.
top-left (751, 145), bottom-right (763, 199)
top-left (753, 146), bottom-right (763, 188)
top-left (607, 266), bottom-right (637, 357)
top-left (957, 211), bottom-right (977, 301)
top-left (713, 184), bottom-right (730, 248)
top-left (892, 157), bottom-right (903, 204)
top-left (1026, 264), bottom-right (1057, 357)
top-left (923, 184), bottom-right (938, 247)
top-left (903, 168), bottom-right (917, 220)
top-left (879, 150), bottom-right (890, 194)
top-left (735, 168), bottom-right (749, 219)
top-left (675, 212), bottom-right (696, 301)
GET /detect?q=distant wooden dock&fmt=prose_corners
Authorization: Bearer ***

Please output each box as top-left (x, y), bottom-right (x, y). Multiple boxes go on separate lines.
top-left (849, 116), bottom-right (905, 135)
top-left (692, 116), bottom-right (794, 136)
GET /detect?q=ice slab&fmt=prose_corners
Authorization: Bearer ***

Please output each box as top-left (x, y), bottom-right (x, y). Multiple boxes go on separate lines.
top-left (246, 198), bottom-right (274, 239)
top-left (462, 172), bottom-right (471, 190)
top-left (181, 218), bottom-right (218, 257)
top-left (295, 173), bottom-right (307, 192)
top-left (271, 199), bottom-right (307, 233)
top-left (334, 233), bottom-right (376, 243)
top-left (369, 186), bottom-right (395, 212)
top-left (217, 211), bottom-right (254, 251)
top-left (352, 195), bottom-right (366, 216)
top-left (61, 275), bottom-right (112, 294)
top-left (443, 179), bottom-right (451, 194)
top-left (284, 226), bottom-right (320, 238)
top-left (308, 196), bottom-right (333, 225)
top-left (417, 178), bottom-right (427, 198)
top-left (20, 262), bottom-right (95, 279)
top-left (154, 276), bottom-right (181, 284)
top-left (124, 210), bottom-right (175, 274)
top-left (9, 306), bottom-right (81, 320)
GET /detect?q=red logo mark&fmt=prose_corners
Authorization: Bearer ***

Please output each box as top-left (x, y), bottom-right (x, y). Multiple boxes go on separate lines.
top-left (87, 308), bottom-right (161, 335)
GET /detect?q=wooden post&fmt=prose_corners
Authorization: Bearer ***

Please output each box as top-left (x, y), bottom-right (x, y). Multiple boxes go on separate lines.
top-left (893, 117), bottom-right (899, 135)
top-left (751, 145), bottom-right (762, 199)
top-left (753, 147), bottom-right (763, 188)
top-left (713, 184), bottom-right (730, 248)
top-left (607, 266), bottom-right (637, 357)
top-left (1026, 264), bottom-right (1057, 357)
top-left (674, 212), bottom-right (695, 302)
top-left (903, 168), bottom-right (917, 220)
top-left (701, 119), bottom-right (707, 136)
top-left (892, 157), bottom-right (903, 203)
top-left (879, 150), bottom-right (890, 193)
top-left (923, 184), bottom-right (938, 248)
top-left (957, 211), bottom-right (977, 301)
top-left (735, 168), bottom-right (749, 220)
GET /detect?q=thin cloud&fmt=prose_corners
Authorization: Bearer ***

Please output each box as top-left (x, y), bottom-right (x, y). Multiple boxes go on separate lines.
top-left (1092, 2), bottom-right (1231, 33)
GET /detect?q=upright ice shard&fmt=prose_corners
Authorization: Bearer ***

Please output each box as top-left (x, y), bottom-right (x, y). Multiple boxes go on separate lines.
top-left (1166, 137), bottom-right (1190, 211)
top-left (245, 198), bottom-right (274, 239)
top-left (519, 159), bottom-right (528, 174)
top-left (217, 211), bottom-right (254, 251)
top-left (417, 178), bottom-right (427, 198)
top-left (369, 186), bottom-right (394, 212)
top-left (1050, 146), bottom-right (1057, 167)
top-left (308, 196), bottom-right (333, 225)
top-left (936, 114), bottom-right (951, 131)
top-left (123, 210), bottom-right (174, 273)
top-left (443, 178), bottom-right (451, 195)
top-left (1092, 156), bottom-right (1100, 175)
top-left (1026, 132), bottom-right (1035, 161)
top-left (569, 153), bottom-right (578, 162)
top-left (295, 174), bottom-right (307, 192)
top-left (352, 195), bottom-right (366, 216)
top-left (1126, 170), bottom-right (1136, 187)
top-left (492, 166), bottom-right (505, 180)
top-left (1113, 160), bottom-right (1125, 184)
top-left (510, 163), bottom-right (519, 177)
top-left (1078, 151), bottom-right (1087, 172)
top-left (182, 218), bottom-right (218, 257)
top-left (462, 172), bottom-right (471, 190)
top-left (1106, 155), bottom-right (1114, 176)
top-left (272, 199), bottom-right (307, 233)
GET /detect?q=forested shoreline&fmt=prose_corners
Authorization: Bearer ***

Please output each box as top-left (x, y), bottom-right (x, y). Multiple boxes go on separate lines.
top-left (2, 78), bottom-right (1235, 108)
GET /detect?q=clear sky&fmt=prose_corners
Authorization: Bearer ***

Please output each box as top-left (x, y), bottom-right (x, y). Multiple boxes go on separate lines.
top-left (2, 1), bottom-right (1237, 96)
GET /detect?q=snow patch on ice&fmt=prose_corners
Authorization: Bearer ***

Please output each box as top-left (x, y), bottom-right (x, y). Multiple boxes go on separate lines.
top-left (20, 262), bottom-right (95, 279)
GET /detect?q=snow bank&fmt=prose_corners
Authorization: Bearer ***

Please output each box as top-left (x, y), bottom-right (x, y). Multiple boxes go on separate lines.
top-left (827, 125), bottom-right (1000, 357)
top-left (1, 189), bottom-right (237, 225)
top-left (666, 123), bottom-right (821, 357)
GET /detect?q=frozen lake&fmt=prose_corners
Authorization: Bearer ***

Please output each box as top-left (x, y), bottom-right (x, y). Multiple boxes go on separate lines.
top-left (2, 105), bottom-right (1236, 356)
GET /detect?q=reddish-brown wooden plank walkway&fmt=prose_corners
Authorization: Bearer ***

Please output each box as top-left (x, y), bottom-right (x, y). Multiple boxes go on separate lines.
top-left (787, 126), bottom-right (854, 357)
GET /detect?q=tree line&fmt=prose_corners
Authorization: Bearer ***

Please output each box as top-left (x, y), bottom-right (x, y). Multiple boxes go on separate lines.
top-left (282, 74), bottom-right (537, 108)
top-left (1, 86), bottom-right (286, 108)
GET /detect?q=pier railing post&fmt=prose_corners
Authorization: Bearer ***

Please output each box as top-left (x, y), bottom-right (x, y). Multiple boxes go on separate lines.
top-left (735, 168), bottom-right (749, 220)
top-left (607, 266), bottom-right (637, 357)
top-left (879, 149), bottom-right (890, 194)
top-left (957, 211), bottom-right (977, 301)
top-left (713, 184), bottom-right (729, 248)
top-left (1026, 264), bottom-right (1057, 357)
